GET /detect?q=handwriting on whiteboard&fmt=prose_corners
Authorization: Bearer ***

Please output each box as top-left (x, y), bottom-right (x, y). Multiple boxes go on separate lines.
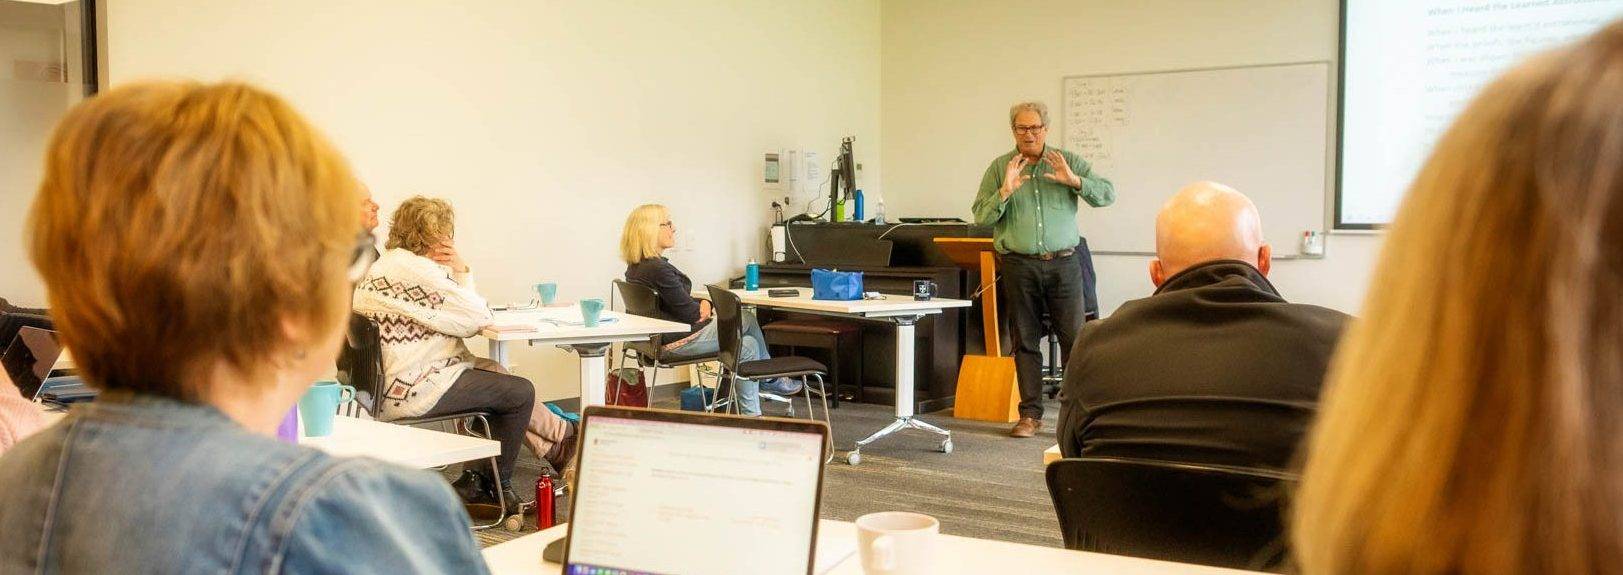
top-left (1063, 77), bottom-right (1132, 175)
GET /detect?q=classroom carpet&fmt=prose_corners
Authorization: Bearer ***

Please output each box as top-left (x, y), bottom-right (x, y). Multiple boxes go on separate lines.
top-left (461, 396), bottom-right (1065, 549)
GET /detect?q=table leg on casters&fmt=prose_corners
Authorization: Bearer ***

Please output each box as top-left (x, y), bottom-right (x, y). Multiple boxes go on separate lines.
top-left (845, 315), bottom-right (952, 465)
top-left (571, 343), bottom-right (611, 410)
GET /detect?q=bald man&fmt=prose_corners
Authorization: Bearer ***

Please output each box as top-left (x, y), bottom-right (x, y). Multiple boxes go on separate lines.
top-left (1055, 182), bottom-right (1348, 471)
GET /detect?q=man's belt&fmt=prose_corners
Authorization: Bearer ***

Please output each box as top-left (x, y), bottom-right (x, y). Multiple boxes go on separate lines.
top-left (1005, 248), bottom-right (1075, 261)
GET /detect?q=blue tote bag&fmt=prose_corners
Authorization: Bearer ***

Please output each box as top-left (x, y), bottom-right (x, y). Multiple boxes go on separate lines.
top-left (810, 268), bottom-right (863, 301)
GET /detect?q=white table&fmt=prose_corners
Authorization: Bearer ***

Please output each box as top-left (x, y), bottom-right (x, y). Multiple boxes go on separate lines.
top-left (482, 520), bottom-right (1266, 575)
top-left (301, 416), bottom-right (500, 468)
top-left (480, 306), bottom-right (690, 409)
top-left (697, 287), bottom-right (971, 465)
top-left (38, 406), bottom-right (498, 469)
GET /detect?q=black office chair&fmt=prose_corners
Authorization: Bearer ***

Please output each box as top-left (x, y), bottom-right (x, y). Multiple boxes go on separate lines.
top-left (0, 309), bottom-right (53, 349)
top-left (612, 280), bottom-right (720, 400)
top-left (1041, 314), bottom-right (1064, 399)
top-left (335, 312), bottom-right (513, 530)
top-left (705, 285), bottom-right (833, 455)
top-left (0, 297), bottom-right (48, 317)
top-left (1046, 456), bottom-right (1294, 572)
top-left (0, 311), bottom-right (51, 347)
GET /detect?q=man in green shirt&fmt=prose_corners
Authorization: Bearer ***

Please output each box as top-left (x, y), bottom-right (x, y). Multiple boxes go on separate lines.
top-left (972, 101), bottom-right (1115, 438)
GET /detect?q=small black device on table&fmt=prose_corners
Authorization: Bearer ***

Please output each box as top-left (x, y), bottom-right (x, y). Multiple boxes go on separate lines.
top-left (767, 288), bottom-right (800, 297)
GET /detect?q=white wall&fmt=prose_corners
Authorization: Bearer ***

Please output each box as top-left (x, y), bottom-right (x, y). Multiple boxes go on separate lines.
top-left (879, 0), bottom-right (1384, 315)
top-left (18, 0), bottom-right (1382, 399)
top-left (105, 0), bottom-right (881, 399)
top-left (0, 0), bottom-right (84, 308)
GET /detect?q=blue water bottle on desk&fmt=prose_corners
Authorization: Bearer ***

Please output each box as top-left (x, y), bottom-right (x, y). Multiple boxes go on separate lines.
top-left (854, 189), bottom-right (865, 222)
top-left (745, 258), bottom-right (760, 291)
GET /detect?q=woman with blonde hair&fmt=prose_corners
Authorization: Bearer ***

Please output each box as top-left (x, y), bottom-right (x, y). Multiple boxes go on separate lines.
top-left (1292, 22), bottom-right (1623, 574)
top-left (0, 81), bottom-right (487, 572)
top-left (354, 195), bottom-right (575, 515)
top-left (620, 203), bottom-right (800, 416)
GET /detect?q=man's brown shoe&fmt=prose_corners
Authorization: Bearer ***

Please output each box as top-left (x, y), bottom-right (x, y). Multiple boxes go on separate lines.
top-left (1010, 417), bottom-right (1042, 438)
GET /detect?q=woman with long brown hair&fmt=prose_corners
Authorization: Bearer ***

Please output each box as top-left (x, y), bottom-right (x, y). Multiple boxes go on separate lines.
top-left (1292, 21), bottom-right (1623, 574)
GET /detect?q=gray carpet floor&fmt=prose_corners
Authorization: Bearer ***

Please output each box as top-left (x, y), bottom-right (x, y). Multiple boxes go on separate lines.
top-left (463, 396), bottom-right (1065, 549)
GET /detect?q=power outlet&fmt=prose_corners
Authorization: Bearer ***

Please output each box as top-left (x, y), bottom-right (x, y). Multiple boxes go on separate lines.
top-left (1300, 231), bottom-right (1325, 256)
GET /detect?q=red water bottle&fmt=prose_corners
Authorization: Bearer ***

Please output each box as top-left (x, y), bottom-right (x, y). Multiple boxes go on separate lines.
top-left (535, 475), bottom-right (555, 529)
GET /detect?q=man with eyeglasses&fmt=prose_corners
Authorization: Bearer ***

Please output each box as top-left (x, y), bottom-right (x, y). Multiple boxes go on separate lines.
top-left (360, 182), bottom-right (382, 260)
top-left (972, 101), bottom-right (1115, 438)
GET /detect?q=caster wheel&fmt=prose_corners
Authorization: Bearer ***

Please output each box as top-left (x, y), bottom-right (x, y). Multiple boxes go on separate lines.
top-left (845, 451), bottom-right (861, 466)
top-left (939, 439), bottom-right (953, 454)
top-left (503, 514), bottom-right (524, 531)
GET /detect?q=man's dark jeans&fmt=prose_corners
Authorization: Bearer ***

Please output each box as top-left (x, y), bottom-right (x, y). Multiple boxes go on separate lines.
top-left (1000, 252), bottom-right (1087, 419)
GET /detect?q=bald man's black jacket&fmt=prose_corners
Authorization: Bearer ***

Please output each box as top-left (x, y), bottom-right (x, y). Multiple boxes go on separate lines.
top-left (1056, 260), bottom-right (1348, 471)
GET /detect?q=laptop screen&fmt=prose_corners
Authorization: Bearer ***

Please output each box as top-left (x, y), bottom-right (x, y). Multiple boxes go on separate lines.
top-left (2, 327), bottom-right (62, 400)
top-left (565, 410), bottom-right (826, 575)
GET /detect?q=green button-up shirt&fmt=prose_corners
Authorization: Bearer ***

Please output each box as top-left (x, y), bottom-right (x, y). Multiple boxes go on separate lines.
top-left (972, 146), bottom-right (1115, 255)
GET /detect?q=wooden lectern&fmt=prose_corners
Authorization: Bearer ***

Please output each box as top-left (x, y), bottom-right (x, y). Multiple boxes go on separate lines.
top-left (934, 238), bottom-right (1019, 423)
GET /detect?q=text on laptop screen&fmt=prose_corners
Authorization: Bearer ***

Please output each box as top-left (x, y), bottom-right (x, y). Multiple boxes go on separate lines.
top-left (568, 415), bottom-right (824, 575)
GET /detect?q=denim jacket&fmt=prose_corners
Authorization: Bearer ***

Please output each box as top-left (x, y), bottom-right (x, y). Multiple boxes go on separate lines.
top-left (0, 393), bottom-right (491, 574)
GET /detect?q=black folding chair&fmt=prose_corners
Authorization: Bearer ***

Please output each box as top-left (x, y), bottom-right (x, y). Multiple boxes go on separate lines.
top-left (0, 311), bottom-right (52, 350)
top-left (706, 285), bottom-right (832, 457)
top-left (612, 279), bottom-right (720, 400)
top-left (1046, 456), bottom-right (1295, 572)
top-left (336, 312), bottom-right (510, 530)
top-left (0, 297), bottom-right (48, 317)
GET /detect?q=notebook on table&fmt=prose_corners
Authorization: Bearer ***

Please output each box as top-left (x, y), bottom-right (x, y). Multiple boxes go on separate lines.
top-left (559, 406), bottom-right (833, 575)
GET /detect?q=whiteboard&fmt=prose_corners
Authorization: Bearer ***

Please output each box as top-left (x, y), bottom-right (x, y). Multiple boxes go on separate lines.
top-left (1063, 62), bottom-right (1331, 255)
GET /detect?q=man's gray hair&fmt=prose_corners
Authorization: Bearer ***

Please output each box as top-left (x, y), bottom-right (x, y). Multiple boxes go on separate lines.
top-left (1009, 101), bottom-right (1049, 127)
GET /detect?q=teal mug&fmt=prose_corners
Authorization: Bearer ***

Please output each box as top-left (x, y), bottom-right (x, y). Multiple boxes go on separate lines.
top-left (298, 380), bottom-right (355, 437)
top-left (535, 282), bottom-right (559, 306)
top-left (579, 298), bottom-right (606, 327)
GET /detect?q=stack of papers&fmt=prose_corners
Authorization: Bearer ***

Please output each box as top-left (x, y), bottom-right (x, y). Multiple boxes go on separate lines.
top-left (491, 307), bottom-right (618, 330)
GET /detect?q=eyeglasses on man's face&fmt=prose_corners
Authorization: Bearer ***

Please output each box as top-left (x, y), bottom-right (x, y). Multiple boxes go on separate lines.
top-left (1013, 124), bottom-right (1046, 135)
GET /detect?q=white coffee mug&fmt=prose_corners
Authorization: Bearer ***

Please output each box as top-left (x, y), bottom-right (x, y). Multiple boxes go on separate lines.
top-left (856, 511), bottom-right (940, 575)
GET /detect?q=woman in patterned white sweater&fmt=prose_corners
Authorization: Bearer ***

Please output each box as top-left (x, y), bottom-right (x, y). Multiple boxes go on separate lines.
top-left (353, 196), bottom-right (573, 512)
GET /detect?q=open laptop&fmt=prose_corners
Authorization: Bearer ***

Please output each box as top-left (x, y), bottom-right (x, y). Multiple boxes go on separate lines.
top-left (560, 406), bottom-right (831, 575)
top-left (3, 326), bottom-right (64, 400)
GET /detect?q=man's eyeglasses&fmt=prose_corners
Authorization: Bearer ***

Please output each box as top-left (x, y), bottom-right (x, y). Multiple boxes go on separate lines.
top-left (348, 229), bottom-right (378, 284)
top-left (1013, 124), bottom-right (1046, 135)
